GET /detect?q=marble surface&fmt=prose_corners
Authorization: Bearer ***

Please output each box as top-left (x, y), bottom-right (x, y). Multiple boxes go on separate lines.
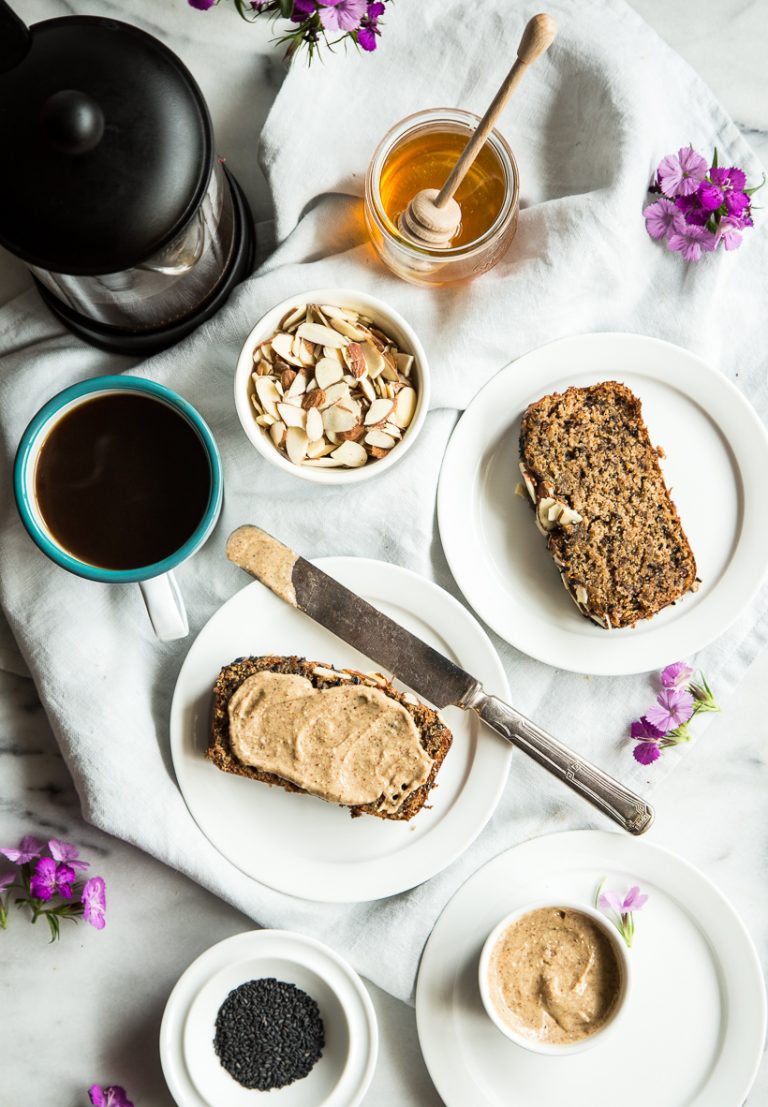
top-left (1, 2), bottom-right (767, 1104)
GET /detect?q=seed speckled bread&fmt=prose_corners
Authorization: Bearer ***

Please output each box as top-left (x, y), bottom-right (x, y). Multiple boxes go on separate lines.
top-left (208, 655), bottom-right (453, 820)
top-left (519, 381), bottom-right (698, 629)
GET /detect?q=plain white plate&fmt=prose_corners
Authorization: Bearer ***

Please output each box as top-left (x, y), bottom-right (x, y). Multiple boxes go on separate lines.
top-left (438, 332), bottom-right (768, 675)
top-left (159, 929), bottom-right (377, 1107)
top-left (170, 557), bottom-right (511, 902)
top-left (416, 830), bottom-right (766, 1107)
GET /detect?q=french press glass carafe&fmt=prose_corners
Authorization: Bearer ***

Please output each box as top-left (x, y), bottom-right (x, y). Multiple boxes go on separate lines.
top-left (0, 3), bottom-right (255, 353)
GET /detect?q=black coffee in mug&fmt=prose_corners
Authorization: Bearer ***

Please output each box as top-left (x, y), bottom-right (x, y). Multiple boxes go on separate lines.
top-left (34, 392), bottom-right (212, 571)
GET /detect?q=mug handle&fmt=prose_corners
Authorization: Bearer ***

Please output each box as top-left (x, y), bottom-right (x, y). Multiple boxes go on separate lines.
top-left (139, 572), bottom-right (189, 641)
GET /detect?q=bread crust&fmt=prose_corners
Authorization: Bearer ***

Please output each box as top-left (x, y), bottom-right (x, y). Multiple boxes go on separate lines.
top-left (207, 655), bottom-right (453, 821)
top-left (519, 381), bottom-right (698, 629)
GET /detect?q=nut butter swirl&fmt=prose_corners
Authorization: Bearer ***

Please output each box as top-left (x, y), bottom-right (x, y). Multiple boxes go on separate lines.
top-left (228, 671), bottom-right (433, 813)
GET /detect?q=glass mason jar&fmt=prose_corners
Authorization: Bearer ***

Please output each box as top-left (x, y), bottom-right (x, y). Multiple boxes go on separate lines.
top-left (365, 108), bottom-right (520, 287)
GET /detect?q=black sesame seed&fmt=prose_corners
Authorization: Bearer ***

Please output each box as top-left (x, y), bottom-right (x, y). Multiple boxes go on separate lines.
top-left (213, 977), bottom-right (325, 1091)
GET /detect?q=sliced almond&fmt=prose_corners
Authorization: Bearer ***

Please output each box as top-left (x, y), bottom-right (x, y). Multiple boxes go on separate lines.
top-left (367, 446), bottom-right (388, 460)
top-left (285, 370), bottom-right (308, 400)
top-left (364, 397), bottom-right (395, 426)
top-left (302, 387), bottom-right (326, 410)
top-left (382, 421), bottom-right (402, 439)
top-left (344, 342), bottom-right (368, 379)
top-left (269, 421), bottom-right (286, 449)
top-left (255, 412), bottom-right (277, 427)
top-left (277, 402), bottom-right (306, 430)
top-left (396, 352), bottom-right (414, 376)
top-left (320, 304), bottom-right (358, 323)
top-left (297, 322), bottom-right (348, 348)
top-left (337, 423), bottom-right (365, 442)
top-left (255, 376), bottom-right (281, 419)
top-left (361, 340), bottom-right (386, 379)
top-left (323, 404), bottom-right (358, 434)
top-left (307, 437), bottom-right (336, 459)
top-left (280, 368), bottom-right (297, 392)
top-left (305, 406), bottom-right (323, 442)
top-left (365, 429), bottom-right (396, 449)
top-left (271, 332), bottom-right (303, 367)
top-left (280, 304), bottom-right (306, 331)
top-left (330, 316), bottom-right (369, 341)
top-left (358, 376), bottom-right (376, 404)
top-left (304, 457), bottom-right (345, 468)
top-left (285, 426), bottom-right (308, 466)
top-left (392, 386), bottom-right (417, 428)
top-left (315, 358), bottom-right (344, 389)
top-left (322, 381), bottom-right (351, 408)
top-left (331, 440), bottom-right (368, 468)
top-left (323, 346), bottom-right (346, 365)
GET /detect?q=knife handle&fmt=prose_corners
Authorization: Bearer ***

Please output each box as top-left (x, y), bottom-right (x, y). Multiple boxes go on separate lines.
top-left (462, 687), bottom-right (654, 835)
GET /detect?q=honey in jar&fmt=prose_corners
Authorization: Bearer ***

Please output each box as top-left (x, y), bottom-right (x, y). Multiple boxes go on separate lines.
top-left (365, 108), bottom-right (519, 287)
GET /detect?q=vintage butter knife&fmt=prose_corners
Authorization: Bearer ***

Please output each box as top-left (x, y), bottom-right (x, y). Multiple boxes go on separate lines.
top-left (226, 525), bottom-right (654, 835)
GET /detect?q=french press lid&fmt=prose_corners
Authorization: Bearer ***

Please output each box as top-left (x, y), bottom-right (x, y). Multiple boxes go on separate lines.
top-left (0, 6), bottom-right (212, 275)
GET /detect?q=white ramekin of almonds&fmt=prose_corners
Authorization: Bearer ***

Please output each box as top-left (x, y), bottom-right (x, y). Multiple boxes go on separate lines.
top-left (234, 289), bottom-right (430, 483)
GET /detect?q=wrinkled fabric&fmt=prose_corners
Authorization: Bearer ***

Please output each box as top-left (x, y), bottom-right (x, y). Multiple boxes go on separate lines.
top-left (0, 0), bottom-right (766, 1004)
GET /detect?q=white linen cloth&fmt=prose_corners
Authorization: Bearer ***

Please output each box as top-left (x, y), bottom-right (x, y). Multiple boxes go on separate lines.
top-left (0, 0), bottom-right (766, 1004)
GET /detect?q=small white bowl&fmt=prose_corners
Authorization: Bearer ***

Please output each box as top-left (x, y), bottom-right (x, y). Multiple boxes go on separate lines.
top-left (478, 900), bottom-right (631, 1056)
top-left (160, 929), bottom-right (378, 1107)
top-left (234, 288), bottom-right (430, 484)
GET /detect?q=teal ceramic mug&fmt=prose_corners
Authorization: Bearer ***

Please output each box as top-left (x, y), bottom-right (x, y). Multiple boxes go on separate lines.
top-left (14, 375), bottom-right (223, 641)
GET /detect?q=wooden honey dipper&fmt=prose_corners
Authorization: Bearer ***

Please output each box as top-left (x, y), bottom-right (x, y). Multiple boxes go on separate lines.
top-left (399, 13), bottom-right (557, 248)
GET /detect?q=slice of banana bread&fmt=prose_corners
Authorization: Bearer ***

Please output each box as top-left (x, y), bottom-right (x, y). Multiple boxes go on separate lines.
top-left (208, 655), bottom-right (453, 821)
top-left (519, 381), bottom-right (698, 629)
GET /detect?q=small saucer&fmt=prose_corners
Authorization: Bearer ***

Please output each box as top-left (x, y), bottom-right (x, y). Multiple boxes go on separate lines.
top-left (160, 930), bottom-right (378, 1107)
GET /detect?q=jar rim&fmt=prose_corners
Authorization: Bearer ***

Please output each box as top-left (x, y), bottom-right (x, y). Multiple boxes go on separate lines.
top-left (365, 107), bottom-right (520, 261)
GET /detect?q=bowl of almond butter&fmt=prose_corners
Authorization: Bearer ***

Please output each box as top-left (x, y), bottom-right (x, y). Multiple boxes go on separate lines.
top-left (234, 289), bottom-right (430, 484)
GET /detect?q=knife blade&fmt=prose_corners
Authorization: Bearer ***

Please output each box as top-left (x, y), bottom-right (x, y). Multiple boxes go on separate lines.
top-left (226, 525), bottom-right (654, 835)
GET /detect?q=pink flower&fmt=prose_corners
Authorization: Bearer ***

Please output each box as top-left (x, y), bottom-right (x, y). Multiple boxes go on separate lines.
top-left (318, 0), bottom-right (367, 32)
top-left (709, 166), bottom-right (747, 191)
top-left (666, 224), bottom-right (716, 262)
top-left (643, 198), bottom-right (684, 241)
top-left (88, 1086), bottom-right (133, 1107)
top-left (82, 876), bottom-right (107, 930)
top-left (0, 835), bottom-right (45, 865)
top-left (717, 214), bottom-right (747, 251)
top-left (29, 857), bottom-right (77, 901)
top-left (697, 181), bottom-right (724, 212)
top-left (660, 661), bottom-right (693, 688)
top-left (599, 885), bottom-right (648, 914)
top-left (48, 838), bottom-right (90, 872)
top-left (657, 146), bottom-right (708, 198)
top-left (0, 871), bottom-right (15, 892)
top-left (646, 687), bottom-right (695, 731)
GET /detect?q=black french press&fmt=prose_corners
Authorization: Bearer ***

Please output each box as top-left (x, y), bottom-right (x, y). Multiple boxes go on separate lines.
top-left (0, 3), bottom-right (255, 354)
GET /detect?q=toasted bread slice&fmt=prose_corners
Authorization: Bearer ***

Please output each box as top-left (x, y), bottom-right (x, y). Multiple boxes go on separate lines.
top-left (519, 381), bottom-right (698, 629)
top-left (208, 655), bottom-right (453, 821)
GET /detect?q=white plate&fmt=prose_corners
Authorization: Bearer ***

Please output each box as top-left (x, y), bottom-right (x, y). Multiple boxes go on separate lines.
top-left (170, 557), bottom-right (511, 902)
top-left (438, 333), bottom-right (768, 675)
top-left (159, 929), bottom-right (377, 1107)
top-left (416, 830), bottom-right (766, 1107)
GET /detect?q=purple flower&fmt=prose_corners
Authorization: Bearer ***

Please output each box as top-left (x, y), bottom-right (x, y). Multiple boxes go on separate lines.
top-left (367, 0), bottom-right (385, 14)
top-left (633, 740), bottom-right (661, 765)
top-left (666, 224), bottom-right (716, 262)
top-left (630, 716), bottom-right (665, 741)
top-left (698, 181), bottom-right (724, 212)
top-left (88, 1086), bottom-right (134, 1107)
top-left (642, 198), bottom-right (684, 241)
top-left (657, 146), bottom-right (708, 198)
top-left (717, 216), bottom-right (745, 251)
top-left (0, 835), bottom-right (45, 865)
top-left (48, 839), bottom-right (89, 873)
top-left (29, 857), bottom-right (78, 901)
top-left (291, 0), bottom-right (315, 17)
top-left (82, 876), bottom-right (107, 930)
top-left (0, 871), bottom-right (15, 892)
top-left (187, 0), bottom-right (217, 8)
top-left (674, 194), bottom-right (709, 226)
top-left (30, 857), bottom-right (58, 901)
top-left (358, 24), bottom-right (377, 49)
top-left (646, 687), bottom-right (695, 731)
top-left (318, 0), bottom-right (367, 32)
top-left (709, 166), bottom-right (746, 191)
top-left (661, 661), bottom-right (693, 689)
top-left (724, 189), bottom-right (749, 217)
top-left (599, 885), bottom-right (648, 914)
